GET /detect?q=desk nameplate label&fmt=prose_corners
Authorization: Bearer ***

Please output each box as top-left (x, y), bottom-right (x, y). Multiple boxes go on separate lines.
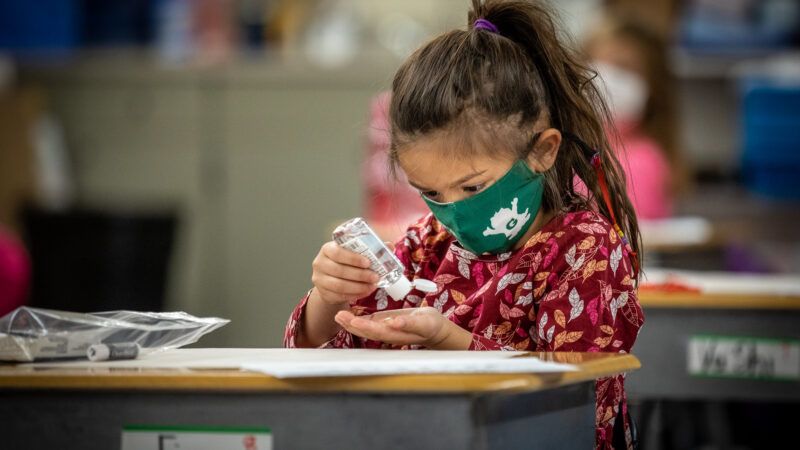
top-left (687, 335), bottom-right (800, 381)
top-left (121, 425), bottom-right (272, 450)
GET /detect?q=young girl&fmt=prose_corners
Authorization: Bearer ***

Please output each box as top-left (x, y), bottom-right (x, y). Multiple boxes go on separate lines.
top-left (285, 1), bottom-right (644, 448)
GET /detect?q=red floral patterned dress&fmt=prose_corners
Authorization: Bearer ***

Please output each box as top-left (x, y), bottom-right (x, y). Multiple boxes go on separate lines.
top-left (285, 210), bottom-right (643, 449)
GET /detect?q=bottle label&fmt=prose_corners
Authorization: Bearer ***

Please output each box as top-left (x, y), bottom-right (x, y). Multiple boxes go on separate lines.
top-left (340, 238), bottom-right (390, 278)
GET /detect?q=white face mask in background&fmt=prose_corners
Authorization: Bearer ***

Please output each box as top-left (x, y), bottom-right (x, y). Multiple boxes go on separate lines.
top-left (593, 61), bottom-right (648, 127)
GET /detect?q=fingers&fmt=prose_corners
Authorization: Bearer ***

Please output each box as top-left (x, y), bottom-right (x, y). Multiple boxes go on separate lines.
top-left (334, 311), bottom-right (421, 344)
top-left (313, 275), bottom-right (375, 297)
top-left (312, 241), bottom-right (379, 305)
top-left (315, 285), bottom-right (371, 305)
top-left (383, 316), bottom-right (408, 330)
top-left (317, 256), bottom-right (379, 284)
top-left (367, 309), bottom-right (412, 321)
top-left (350, 319), bottom-right (416, 343)
top-left (377, 307), bottom-right (444, 344)
top-left (335, 310), bottom-right (356, 326)
top-left (322, 242), bottom-right (371, 268)
top-left (383, 311), bottom-right (429, 335)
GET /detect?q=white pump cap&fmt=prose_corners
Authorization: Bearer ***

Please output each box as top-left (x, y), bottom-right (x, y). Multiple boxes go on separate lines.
top-left (384, 276), bottom-right (413, 300)
top-left (412, 278), bottom-right (437, 293)
top-left (385, 277), bottom-right (438, 300)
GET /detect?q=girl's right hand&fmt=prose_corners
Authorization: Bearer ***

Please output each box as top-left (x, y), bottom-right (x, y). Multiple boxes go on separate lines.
top-left (311, 241), bottom-right (381, 306)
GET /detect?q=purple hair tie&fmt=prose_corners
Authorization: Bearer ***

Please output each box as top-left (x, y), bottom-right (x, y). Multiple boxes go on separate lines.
top-left (473, 18), bottom-right (499, 34)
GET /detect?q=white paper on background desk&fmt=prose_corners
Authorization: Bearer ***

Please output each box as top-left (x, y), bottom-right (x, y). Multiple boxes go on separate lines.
top-left (644, 269), bottom-right (800, 297)
top-left (640, 216), bottom-right (713, 247)
top-left (21, 348), bottom-right (578, 377)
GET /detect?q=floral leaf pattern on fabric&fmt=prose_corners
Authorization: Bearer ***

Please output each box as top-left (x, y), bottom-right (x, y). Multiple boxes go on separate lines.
top-left (442, 305), bottom-right (455, 319)
top-left (284, 211), bottom-right (643, 450)
top-left (568, 288), bottom-right (585, 322)
top-left (406, 295), bottom-right (423, 306)
top-left (554, 330), bottom-right (583, 350)
top-left (376, 289), bottom-right (388, 311)
top-left (496, 272), bottom-right (526, 293)
top-left (610, 244), bottom-right (622, 275)
top-left (517, 251), bottom-right (542, 271)
top-left (610, 292), bottom-right (628, 323)
top-left (577, 222), bottom-right (607, 234)
top-left (554, 309), bottom-right (566, 328)
top-left (538, 312), bottom-right (549, 342)
top-left (433, 274), bottom-right (459, 285)
top-left (433, 290), bottom-right (449, 312)
top-left (545, 325), bottom-right (555, 343)
top-left (457, 257), bottom-right (471, 279)
top-left (565, 245), bottom-right (586, 272)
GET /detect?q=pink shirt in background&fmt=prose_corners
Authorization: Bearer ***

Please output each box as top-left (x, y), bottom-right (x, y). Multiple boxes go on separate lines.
top-left (0, 227), bottom-right (30, 317)
top-left (616, 132), bottom-right (673, 220)
top-left (576, 130), bottom-right (674, 221)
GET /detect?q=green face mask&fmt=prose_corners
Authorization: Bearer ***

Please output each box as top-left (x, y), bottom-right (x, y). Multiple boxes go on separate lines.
top-left (422, 160), bottom-right (544, 255)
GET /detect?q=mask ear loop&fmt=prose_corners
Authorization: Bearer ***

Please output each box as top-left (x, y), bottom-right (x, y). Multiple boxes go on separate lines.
top-left (562, 132), bottom-right (640, 276)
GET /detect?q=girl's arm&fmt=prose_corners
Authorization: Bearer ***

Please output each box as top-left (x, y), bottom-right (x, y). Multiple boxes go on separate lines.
top-left (287, 239), bottom-right (380, 348)
top-left (294, 288), bottom-right (351, 348)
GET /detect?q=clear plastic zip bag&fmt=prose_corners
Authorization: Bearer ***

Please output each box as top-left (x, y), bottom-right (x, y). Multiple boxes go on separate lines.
top-left (0, 306), bottom-right (229, 362)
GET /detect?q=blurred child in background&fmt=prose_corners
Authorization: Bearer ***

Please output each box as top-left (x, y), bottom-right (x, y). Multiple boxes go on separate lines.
top-left (363, 91), bottom-right (428, 241)
top-left (586, 15), bottom-right (688, 220)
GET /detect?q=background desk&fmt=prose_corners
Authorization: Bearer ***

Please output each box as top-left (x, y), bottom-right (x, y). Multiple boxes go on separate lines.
top-left (628, 290), bottom-right (800, 401)
top-left (627, 289), bottom-right (800, 448)
top-left (0, 351), bottom-right (638, 450)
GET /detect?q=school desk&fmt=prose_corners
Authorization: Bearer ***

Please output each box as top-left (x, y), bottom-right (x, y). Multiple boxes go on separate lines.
top-left (0, 351), bottom-right (638, 450)
top-left (627, 287), bottom-right (800, 402)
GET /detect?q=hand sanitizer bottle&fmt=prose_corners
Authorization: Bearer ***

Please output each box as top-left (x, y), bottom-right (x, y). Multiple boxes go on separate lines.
top-left (333, 218), bottom-right (436, 300)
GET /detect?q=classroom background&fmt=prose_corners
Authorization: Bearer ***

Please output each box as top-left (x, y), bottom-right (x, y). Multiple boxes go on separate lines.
top-left (0, 1), bottom-right (799, 448)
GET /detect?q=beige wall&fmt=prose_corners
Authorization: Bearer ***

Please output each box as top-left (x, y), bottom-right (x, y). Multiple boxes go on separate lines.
top-left (26, 60), bottom-right (388, 347)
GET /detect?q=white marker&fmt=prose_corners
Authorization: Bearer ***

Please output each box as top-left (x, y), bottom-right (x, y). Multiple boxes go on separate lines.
top-left (87, 343), bottom-right (140, 362)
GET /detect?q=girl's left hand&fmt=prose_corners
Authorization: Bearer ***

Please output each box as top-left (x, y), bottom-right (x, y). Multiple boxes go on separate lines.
top-left (334, 307), bottom-right (469, 349)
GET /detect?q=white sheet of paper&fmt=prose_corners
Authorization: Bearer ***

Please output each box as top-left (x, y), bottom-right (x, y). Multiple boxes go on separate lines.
top-left (19, 348), bottom-right (293, 369)
top-left (20, 348), bottom-right (577, 377)
top-left (640, 216), bottom-right (713, 247)
top-left (644, 268), bottom-right (800, 297)
top-left (241, 355), bottom-right (577, 378)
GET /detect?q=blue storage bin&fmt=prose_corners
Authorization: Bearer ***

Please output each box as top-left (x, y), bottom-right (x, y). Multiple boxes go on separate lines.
top-left (740, 81), bottom-right (800, 199)
top-left (0, 1), bottom-right (80, 56)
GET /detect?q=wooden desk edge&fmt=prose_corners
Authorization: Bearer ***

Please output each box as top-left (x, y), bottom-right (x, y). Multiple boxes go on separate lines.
top-left (0, 353), bottom-right (640, 394)
top-left (639, 291), bottom-right (800, 309)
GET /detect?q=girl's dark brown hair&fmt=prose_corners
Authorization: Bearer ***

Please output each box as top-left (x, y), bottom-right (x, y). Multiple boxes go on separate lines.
top-left (388, 0), bottom-right (641, 270)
